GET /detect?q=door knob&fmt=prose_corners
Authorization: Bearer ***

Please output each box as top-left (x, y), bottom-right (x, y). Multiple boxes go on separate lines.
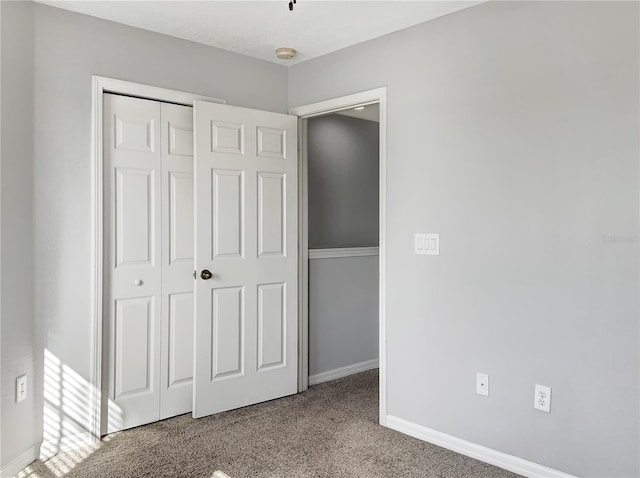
top-left (134, 279), bottom-right (143, 286)
top-left (200, 270), bottom-right (213, 280)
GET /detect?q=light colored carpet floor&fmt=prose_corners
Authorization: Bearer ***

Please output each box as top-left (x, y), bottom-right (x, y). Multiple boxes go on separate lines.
top-left (23, 370), bottom-right (520, 478)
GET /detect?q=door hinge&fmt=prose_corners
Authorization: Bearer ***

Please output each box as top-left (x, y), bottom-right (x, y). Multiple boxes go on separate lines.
top-left (193, 270), bottom-right (197, 279)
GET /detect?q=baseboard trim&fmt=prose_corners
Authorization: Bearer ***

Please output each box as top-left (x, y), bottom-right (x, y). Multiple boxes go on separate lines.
top-left (1, 444), bottom-right (40, 478)
top-left (385, 415), bottom-right (577, 478)
top-left (309, 359), bottom-right (379, 386)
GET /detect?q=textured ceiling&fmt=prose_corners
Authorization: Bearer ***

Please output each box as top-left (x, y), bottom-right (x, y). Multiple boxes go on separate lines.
top-left (35, 1), bottom-right (482, 65)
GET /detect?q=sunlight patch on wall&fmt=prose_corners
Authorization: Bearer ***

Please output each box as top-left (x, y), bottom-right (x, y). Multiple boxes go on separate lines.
top-left (39, 348), bottom-right (123, 475)
top-left (41, 348), bottom-right (93, 460)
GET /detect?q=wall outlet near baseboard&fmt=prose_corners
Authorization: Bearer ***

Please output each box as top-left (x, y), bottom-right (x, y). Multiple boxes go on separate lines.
top-left (534, 384), bottom-right (551, 412)
top-left (476, 372), bottom-right (489, 396)
top-left (16, 375), bottom-right (27, 403)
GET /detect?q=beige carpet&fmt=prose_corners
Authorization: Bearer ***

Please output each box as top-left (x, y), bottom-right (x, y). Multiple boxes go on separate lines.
top-left (24, 371), bottom-right (519, 478)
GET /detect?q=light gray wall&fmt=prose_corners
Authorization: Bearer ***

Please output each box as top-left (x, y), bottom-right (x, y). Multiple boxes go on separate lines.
top-left (308, 114), bottom-right (379, 248)
top-left (291, 2), bottom-right (639, 477)
top-left (309, 256), bottom-right (378, 376)
top-left (0, 1), bottom-right (41, 472)
top-left (29, 2), bottom-right (288, 455)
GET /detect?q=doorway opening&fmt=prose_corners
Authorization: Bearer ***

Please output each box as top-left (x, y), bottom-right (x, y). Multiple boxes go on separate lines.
top-left (290, 88), bottom-right (388, 426)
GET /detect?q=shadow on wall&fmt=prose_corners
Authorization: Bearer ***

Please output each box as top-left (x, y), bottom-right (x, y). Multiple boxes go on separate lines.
top-left (13, 349), bottom-right (124, 477)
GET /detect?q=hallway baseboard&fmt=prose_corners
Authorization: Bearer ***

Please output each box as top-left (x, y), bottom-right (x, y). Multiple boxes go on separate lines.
top-left (309, 359), bottom-right (379, 386)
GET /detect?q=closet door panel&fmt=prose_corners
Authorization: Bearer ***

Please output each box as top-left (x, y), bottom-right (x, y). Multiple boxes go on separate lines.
top-left (160, 102), bottom-right (195, 419)
top-left (105, 93), bottom-right (162, 432)
top-left (106, 96), bottom-right (195, 431)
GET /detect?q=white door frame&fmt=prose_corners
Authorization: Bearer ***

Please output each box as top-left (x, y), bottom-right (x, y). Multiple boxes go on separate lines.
top-left (289, 87), bottom-right (388, 426)
top-left (89, 76), bottom-right (225, 440)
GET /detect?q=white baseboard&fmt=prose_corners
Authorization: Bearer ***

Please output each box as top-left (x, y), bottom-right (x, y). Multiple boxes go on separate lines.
top-left (1, 444), bottom-right (40, 478)
top-left (385, 415), bottom-right (577, 478)
top-left (309, 359), bottom-right (379, 386)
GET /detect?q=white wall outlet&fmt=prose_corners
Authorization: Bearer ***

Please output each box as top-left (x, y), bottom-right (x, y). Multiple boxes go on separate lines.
top-left (476, 372), bottom-right (489, 396)
top-left (16, 375), bottom-right (27, 403)
top-left (415, 233), bottom-right (439, 255)
top-left (534, 384), bottom-right (551, 412)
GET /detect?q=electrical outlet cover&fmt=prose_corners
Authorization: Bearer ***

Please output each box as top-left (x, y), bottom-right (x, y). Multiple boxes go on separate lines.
top-left (534, 384), bottom-right (551, 412)
top-left (16, 375), bottom-right (27, 403)
top-left (476, 373), bottom-right (489, 396)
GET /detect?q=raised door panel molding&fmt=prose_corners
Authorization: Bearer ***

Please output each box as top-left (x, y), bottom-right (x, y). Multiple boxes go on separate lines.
top-left (257, 126), bottom-right (286, 159)
top-left (168, 122), bottom-right (194, 157)
top-left (211, 121), bottom-right (244, 155)
top-left (212, 169), bottom-right (244, 259)
top-left (258, 172), bottom-right (285, 257)
top-left (115, 168), bottom-right (155, 267)
top-left (115, 115), bottom-right (155, 152)
top-left (211, 286), bottom-right (244, 381)
top-left (169, 171), bottom-right (194, 264)
top-left (257, 282), bottom-right (286, 371)
top-left (168, 293), bottom-right (194, 389)
top-left (115, 297), bottom-right (154, 398)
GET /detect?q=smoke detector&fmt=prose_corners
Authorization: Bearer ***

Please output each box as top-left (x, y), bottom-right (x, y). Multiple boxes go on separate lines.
top-left (276, 47), bottom-right (297, 60)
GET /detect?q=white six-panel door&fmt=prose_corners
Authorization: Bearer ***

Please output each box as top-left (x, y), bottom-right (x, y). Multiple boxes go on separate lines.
top-left (104, 94), bottom-right (194, 432)
top-left (193, 101), bottom-right (298, 418)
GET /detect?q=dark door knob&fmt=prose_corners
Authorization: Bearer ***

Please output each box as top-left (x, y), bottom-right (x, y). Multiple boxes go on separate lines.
top-left (200, 270), bottom-right (213, 280)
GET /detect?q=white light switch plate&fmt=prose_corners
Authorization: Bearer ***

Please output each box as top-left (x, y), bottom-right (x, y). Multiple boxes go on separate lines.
top-left (415, 234), bottom-right (439, 255)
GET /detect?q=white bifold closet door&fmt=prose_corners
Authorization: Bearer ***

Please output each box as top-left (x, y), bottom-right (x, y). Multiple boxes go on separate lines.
top-left (192, 101), bottom-right (298, 418)
top-left (104, 93), bottom-right (298, 430)
top-left (104, 94), bottom-right (194, 432)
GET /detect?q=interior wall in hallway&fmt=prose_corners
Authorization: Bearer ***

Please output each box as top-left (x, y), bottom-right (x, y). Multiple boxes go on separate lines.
top-left (308, 114), bottom-right (379, 248)
top-left (307, 114), bottom-right (380, 378)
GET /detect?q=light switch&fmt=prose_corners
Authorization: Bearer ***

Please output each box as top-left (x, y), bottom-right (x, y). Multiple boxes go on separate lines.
top-left (415, 234), bottom-right (439, 255)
